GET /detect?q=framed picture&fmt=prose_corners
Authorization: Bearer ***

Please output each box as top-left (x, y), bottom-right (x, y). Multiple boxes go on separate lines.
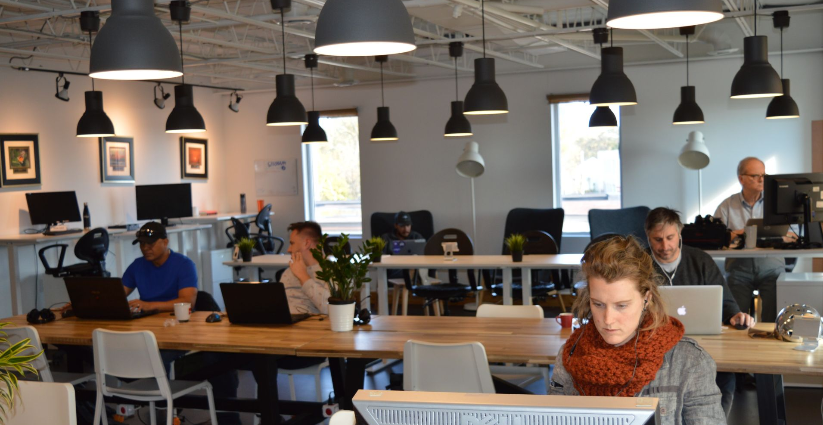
top-left (0, 134), bottom-right (41, 187)
top-left (180, 137), bottom-right (208, 179)
top-left (99, 136), bottom-right (135, 183)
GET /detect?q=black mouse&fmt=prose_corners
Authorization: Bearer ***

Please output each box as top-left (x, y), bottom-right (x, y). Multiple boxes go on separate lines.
top-left (733, 323), bottom-right (748, 330)
top-left (205, 312), bottom-right (222, 323)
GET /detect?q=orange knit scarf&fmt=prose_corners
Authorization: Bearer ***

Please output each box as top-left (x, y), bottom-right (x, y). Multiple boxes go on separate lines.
top-left (561, 316), bottom-right (685, 397)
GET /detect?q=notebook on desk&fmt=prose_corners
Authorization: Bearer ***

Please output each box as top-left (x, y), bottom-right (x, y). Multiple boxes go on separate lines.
top-left (64, 277), bottom-right (159, 320)
top-left (220, 282), bottom-right (310, 325)
top-left (658, 286), bottom-right (723, 335)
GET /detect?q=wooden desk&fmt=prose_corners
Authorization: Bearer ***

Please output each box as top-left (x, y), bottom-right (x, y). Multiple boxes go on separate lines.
top-left (704, 247), bottom-right (823, 258)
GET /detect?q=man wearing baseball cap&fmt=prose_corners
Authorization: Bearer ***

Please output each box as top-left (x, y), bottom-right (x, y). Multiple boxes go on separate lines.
top-left (124, 221), bottom-right (197, 313)
top-left (380, 211), bottom-right (425, 279)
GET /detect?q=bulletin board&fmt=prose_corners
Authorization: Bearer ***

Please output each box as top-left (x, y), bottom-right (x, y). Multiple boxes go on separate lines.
top-left (255, 159), bottom-right (298, 196)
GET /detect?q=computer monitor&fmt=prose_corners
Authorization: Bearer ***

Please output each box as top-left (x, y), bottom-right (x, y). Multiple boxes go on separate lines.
top-left (764, 173), bottom-right (823, 247)
top-left (135, 183), bottom-right (192, 227)
top-left (352, 390), bottom-right (658, 425)
top-left (25, 191), bottom-right (81, 229)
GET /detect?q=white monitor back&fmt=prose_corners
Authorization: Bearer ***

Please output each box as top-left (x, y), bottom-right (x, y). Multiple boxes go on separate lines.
top-left (353, 390), bottom-right (659, 425)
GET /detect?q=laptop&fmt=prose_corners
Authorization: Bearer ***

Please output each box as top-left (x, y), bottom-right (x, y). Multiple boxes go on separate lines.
top-left (658, 286), bottom-right (723, 335)
top-left (220, 282), bottom-right (311, 325)
top-left (391, 239), bottom-right (426, 255)
top-left (64, 277), bottom-right (159, 320)
top-left (746, 218), bottom-right (790, 238)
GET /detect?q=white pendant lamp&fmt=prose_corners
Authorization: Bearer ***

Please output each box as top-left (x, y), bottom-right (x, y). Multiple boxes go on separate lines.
top-left (314, 0), bottom-right (416, 56)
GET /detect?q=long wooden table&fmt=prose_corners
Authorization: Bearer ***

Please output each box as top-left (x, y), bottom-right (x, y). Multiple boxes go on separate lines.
top-left (2, 313), bottom-right (816, 425)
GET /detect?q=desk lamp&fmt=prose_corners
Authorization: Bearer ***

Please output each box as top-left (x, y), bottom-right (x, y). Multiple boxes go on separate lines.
top-left (678, 131), bottom-right (710, 215)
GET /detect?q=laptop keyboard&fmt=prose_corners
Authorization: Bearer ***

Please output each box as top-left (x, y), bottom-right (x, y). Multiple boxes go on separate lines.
top-left (131, 309), bottom-right (159, 319)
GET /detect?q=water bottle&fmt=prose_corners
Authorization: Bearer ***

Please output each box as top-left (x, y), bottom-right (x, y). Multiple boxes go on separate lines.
top-left (751, 290), bottom-right (763, 323)
top-left (82, 202), bottom-right (90, 231)
top-left (240, 193), bottom-right (247, 214)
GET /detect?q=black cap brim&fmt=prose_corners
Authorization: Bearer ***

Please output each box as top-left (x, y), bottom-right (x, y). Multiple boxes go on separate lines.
top-left (133, 236), bottom-right (160, 245)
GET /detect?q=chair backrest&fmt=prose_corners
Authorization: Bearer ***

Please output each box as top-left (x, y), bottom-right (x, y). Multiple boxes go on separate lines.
top-left (503, 208), bottom-right (565, 252)
top-left (7, 381), bottom-right (76, 425)
top-left (324, 236), bottom-right (352, 255)
top-left (254, 204), bottom-right (275, 251)
top-left (403, 340), bottom-right (495, 393)
top-left (92, 329), bottom-right (172, 398)
top-left (588, 206), bottom-right (651, 246)
top-left (4, 326), bottom-right (53, 382)
top-left (74, 227), bottom-right (109, 264)
top-left (584, 232), bottom-right (622, 253)
top-left (476, 304), bottom-right (544, 318)
top-left (370, 211), bottom-right (435, 239)
top-left (424, 228), bottom-right (474, 255)
top-left (194, 290), bottom-right (221, 312)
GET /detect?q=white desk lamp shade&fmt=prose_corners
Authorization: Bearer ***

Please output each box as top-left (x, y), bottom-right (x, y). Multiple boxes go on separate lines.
top-left (678, 131), bottom-right (710, 170)
top-left (456, 141), bottom-right (485, 178)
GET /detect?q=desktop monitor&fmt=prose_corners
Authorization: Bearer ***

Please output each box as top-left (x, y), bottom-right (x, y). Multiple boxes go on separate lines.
top-left (135, 183), bottom-right (193, 226)
top-left (764, 173), bottom-right (823, 247)
top-left (25, 191), bottom-right (81, 228)
top-left (352, 390), bottom-right (658, 425)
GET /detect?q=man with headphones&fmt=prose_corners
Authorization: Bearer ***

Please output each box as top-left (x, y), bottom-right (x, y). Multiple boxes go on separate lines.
top-left (645, 207), bottom-right (753, 416)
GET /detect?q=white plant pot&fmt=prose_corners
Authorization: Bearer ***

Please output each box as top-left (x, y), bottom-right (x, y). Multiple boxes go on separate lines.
top-left (328, 302), bottom-right (356, 332)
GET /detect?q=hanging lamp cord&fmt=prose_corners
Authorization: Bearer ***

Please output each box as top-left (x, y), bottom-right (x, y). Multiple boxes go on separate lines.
top-left (686, 33), bottom-right (689, 86)
top-left (780, 27), bottom-right (783, 77)
top-left (753, 4), bottom-right (757, 36)
top-left (178, 20), bottom-right (185, 85)
top-left (481, 0), bottom-right (486, 58)
top-left (281, 8), bottom-right (287, 74)
top-left (88, 30), bottom-right (95, 91)
top-left (310, 66), bottom-right (315, 111)
top-left (380, 61), bottom-right (385, 107)
top-left (454, 56), bottom-right (458, 101)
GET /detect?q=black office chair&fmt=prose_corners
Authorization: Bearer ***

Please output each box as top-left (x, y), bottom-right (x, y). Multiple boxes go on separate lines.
top-left (252, 204), bottom-right (279, 253)
top-left (490, 230), bottom-right (564, 309)
top-left (403, 228), bottom-right (482, 316)
top-left (370, 210), bottom-right (435, 239)
top-left (225, 217), bottom-right (284, 255)
top-left (499, 208), bottom-right (566, 289)
top-left (588, 206), bottom-right (651, 247)
top-left (39, 228), bottom-right (110, 278)
top-left (323, 236), bottom-right (352, 256)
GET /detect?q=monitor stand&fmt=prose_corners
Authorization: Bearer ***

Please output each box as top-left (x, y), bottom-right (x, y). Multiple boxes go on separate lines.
top-left (44, 222), bottom-right (83, 236)
top-left (785, 194), bottom-right (821, 249)
top-left (160, 217), bottom-right (177, 227)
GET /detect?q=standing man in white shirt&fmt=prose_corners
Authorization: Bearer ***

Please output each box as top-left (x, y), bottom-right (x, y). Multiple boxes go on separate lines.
top-left (714, 157), bottom-right (784, 322)
top-left (280, 221), bottom-right (330, 314)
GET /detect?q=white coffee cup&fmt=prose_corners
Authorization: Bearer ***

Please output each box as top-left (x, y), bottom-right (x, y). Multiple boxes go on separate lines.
top-left (744, 225), bottom-right (757, 249)
top-left (191, 206), bottom-right (199, 217)
top-left (174, 302), bottom-right (192, 322)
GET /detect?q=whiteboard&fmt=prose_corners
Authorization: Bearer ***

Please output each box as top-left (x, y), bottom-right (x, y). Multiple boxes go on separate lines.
top-left (255, 159), bottom-right (298, 196)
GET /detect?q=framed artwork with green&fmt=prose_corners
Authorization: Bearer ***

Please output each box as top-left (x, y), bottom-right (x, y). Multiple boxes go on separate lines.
top-left (99, 136), bottom-right (135, 183)
top-left (0, 134), bottom-right (41, 187)
top-left (180, 137), bottom-right (208, 179)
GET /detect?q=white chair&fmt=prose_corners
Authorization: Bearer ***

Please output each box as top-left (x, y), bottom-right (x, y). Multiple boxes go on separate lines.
top-left (5, 326), bottom-right (95, 385)
top-left (279, 359), bottom-right (329, 401)
top-left (402, 340), bottom-right (495, 393)
top-left (7, 380), bottom-right (77, 425)
top-left (476, 304), bottom-right (549, 391)
top-left (92, 329), bottom-right (218, 425)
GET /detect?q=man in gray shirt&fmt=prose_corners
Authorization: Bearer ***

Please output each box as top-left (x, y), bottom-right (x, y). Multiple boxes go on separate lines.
top-left (714, 157), bottom-right (785, 323)
top-left (645, 207), bottom-right (753, 416)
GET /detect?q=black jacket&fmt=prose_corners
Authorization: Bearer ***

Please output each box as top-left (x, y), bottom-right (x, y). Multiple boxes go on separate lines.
top-left (650, 244), bottom-right (742, 324)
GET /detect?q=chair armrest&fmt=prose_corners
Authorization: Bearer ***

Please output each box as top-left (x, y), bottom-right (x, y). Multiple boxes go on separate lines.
top-left (38, 244), bottom-right (69, 275)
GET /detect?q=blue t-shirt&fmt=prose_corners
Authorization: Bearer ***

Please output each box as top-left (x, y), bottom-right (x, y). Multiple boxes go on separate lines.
top-left (122, 251), bottom-right (197, 302)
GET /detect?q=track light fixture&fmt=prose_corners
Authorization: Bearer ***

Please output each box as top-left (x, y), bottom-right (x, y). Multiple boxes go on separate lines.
top-left (370, 55), bottom-right (398, 141)
top-left (673, 26), bottom-right (704, 125)
top-left (77, 11), bottom-right (115, 138)
top-left (165, 0), bottom-right (206, 133)
top-left (154, 84), bottom-right (171, 109)
top-left (445, 42), bottom-right (472, 137)
top-left (267, 0), bottom-right (308, 126)
top-left (730, 6), bottom-right (783, 99)
top-left (55, 73), bottom-right (70, 102)
top-left (766, 11), bottom-right (799, 119)
top-left (228, 91), bottom-right (243, 113)
top-left (302, 54), bottom-right (328, 143)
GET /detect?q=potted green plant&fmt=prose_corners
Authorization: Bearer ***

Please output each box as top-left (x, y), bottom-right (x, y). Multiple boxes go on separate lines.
top-left (236, 237), bottom-right (256, 262)
top-left (311, 234), bottom-right (373, 331)
top-left (364, 236), bottom-right (386, 263)
top-left (505, 233), bottom-right (526, 263)
top-left (1, 322), bottom-right (43, 424)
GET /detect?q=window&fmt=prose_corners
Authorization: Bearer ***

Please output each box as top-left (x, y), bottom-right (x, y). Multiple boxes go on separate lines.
top-left (303, 111), bottom-right (363, 236)
top-left (551, 100), bottom-right (622, 234)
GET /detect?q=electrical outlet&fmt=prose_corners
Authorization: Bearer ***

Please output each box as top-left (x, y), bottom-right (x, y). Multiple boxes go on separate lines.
top-left (116, 404), bottom-right (135, 417)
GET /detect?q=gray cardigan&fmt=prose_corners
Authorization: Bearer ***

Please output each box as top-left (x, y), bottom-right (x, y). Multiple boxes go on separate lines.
top-left (651, 245), bottom-right (742, 324)
top-left (549, 337), bottom-right (726, 425)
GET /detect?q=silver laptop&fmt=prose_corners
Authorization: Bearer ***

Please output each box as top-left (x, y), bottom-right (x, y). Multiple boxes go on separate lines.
top-left (746, 218), bottom-right (790, 238)
top-left (391, 239), bottom-right (426, 255)
top-left (659, 286), bottom-right (723, 335)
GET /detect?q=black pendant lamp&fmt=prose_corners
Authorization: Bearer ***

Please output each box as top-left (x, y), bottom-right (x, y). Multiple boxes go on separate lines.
top-left (731, 6), bottom-right (782, 99)
top-left (302, 54), bottom-right (328, 143)
top-left (370, 56), bottom-right (398, 142)
top-left (589, 107), bottom-right (617, 127)
top-left (766, 11), bottom-right (799, 119)
top-left (267, 0), bottom-right (308, 126)
top-left (165, 1), bottom-right (205, 133)
top-left (589, 28), bottom-right (637, 107)
top-left (673, 26), bottom-right (704, 125)
top-left (463, 0), bottom-right (508, 115)
top-left (445, 42), bottom-right (472, 137)
top-left (77, 11), bottom-right (115, 138)
top-left (89, 0), bottom-right (182, 80)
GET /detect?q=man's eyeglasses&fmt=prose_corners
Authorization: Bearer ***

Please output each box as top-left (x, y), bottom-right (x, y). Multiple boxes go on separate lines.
top-left (741, 174), bottom-right (767, 180)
